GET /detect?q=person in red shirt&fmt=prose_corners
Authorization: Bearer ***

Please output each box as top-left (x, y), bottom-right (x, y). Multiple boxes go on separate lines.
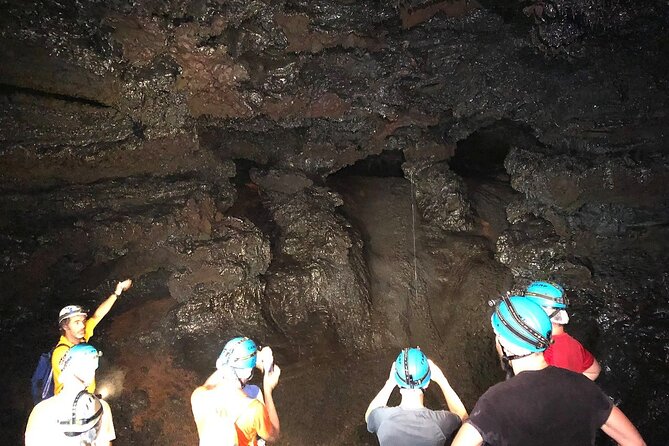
top-left (451, 296), bottom-right (645, 446)
top-left (525, 281), bottom-right (601, 380)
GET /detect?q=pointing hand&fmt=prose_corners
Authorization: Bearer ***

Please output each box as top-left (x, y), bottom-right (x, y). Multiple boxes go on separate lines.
top-left (115, 279), bottom-right (133, 296)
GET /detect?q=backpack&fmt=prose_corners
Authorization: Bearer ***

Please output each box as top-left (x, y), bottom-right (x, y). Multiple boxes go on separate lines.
top-left (31, 343), bottom-right (69, 404)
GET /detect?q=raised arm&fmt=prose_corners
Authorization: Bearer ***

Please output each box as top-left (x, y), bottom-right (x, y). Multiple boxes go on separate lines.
top-left (451, 422), bottom-right (484, 446)
top-left (364, 363), bottom-right (397, 422)
top-left (428, 359), bottom-right (468, 421)
top-left (583, 358), bottom-right (601, 381)
top-left (601, 406), bottom-right (646, 446)
top-left (90, 279), bottom-right (132, 323)
top-left (261, 364), bottom-right (282, 442)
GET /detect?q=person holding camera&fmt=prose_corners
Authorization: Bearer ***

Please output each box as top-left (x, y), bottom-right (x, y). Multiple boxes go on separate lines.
top-left (191, 337), bottom-right (280, 446)
top-left (365, 348), bottom-right (468, 446)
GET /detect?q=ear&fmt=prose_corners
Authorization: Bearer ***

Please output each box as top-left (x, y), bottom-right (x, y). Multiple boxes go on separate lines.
top-left (217, 365), bottom-right (236, 380)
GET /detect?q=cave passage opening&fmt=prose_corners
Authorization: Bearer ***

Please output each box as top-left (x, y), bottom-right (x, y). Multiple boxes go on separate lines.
top-left (332, 149), bottom-right (406, 178)
top-left (227, 158), bottom-right (279, 246)
top-left (448, 119), bottom-right (536, 181)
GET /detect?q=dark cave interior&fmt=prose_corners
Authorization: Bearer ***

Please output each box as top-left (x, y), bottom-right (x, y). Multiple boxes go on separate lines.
top-left (1, 0), bottom-right (669, 445)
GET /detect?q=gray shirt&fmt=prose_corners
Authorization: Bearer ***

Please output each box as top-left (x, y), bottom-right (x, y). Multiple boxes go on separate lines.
top-left (367, 406), bottom-right (462, 446)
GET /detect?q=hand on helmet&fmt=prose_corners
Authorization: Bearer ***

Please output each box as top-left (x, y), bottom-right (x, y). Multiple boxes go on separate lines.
top-left (387, 362), bottom-right (397, 385)
top-left (427, 359), bottom-right (448, 386)
top-left (115, 279), bottom-right (133, 296)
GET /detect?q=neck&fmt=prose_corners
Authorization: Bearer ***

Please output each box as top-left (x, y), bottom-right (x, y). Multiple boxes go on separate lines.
top-left (399, 389), bottom-right (424, 409)
top-left (60, 379), bottom-right (87, 394)
top-left (552, 323), bottom-right (565, 335)
top-left (64, 333), bottom-right (81, 344)
top-left (205, 370), bottom-right (245, 393)
top-left (510, 352), bottom-right (548, 375)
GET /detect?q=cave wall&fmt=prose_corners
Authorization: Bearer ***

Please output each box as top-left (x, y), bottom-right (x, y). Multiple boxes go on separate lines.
top-left (1, 0), bottom-right (668, 444)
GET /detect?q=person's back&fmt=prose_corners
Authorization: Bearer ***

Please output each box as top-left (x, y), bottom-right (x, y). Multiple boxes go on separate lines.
top-left (234, 397), bottom-right (274, 446)
top-left (26, 391), bottom-right (115, 446)
top-left (192, 337), bottom-right (281, 446)
top-left (366, 348), bottom-right (467, 446)
top-left (452, 296), bottom-right (645, 446)
top-left (191, 385), bottom-right (251, 446)
top-left (470, 366), bottom-right (611, 445)
top-left (544, 331), bottom-right (595, 373)
top-left (26, 344), bottom-right (115, 446)
top-left (369, 407), bottom-right (459, 446)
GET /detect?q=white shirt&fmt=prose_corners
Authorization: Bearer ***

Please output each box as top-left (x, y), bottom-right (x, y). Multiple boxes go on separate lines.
top-left (25, 391), bottom-right (115, 446)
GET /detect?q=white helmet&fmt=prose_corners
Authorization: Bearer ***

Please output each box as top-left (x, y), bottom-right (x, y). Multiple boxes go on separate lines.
top-left (58, 305), bottom-right (87, 324)
top-left (58, 390), bottom-right (103, 436)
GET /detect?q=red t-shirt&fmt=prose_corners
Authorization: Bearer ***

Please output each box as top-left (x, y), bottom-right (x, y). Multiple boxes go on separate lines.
top-left (543, 332), bottom-right (595, 373)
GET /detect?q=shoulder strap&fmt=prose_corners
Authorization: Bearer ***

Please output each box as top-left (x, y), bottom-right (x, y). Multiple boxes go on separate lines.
top-left (52, 343), bottom-right (70, 354)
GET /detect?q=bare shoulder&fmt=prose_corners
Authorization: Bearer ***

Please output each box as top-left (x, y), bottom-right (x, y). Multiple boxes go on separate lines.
top-left (100, 398), bottom-right (113, 414)
top-left (26, 397), bottom-right (58, 429)
top-left (191, 386), bottom-right (213, 404)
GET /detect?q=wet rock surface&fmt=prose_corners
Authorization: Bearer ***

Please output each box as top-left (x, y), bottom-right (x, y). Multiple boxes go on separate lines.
top-left (1, 0), bottom-right (668, 444)
top-left (254, 168), bottom-right (372, 350)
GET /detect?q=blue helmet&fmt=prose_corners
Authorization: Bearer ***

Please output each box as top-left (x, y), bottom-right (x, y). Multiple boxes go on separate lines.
top-left (394, 348), bottom-right (431, 389)
top-left (525, 281), bottom-right (568, 310)
top-left (216, 337), bottom-right (257, 370)
top-left (491, 296), bottom-right (552, 353)
top-left (59, 343), bottom-right (102, 372)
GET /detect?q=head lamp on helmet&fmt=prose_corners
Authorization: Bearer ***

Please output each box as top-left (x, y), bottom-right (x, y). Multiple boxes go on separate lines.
top-left (394, 347), bottom-right (431, 389)
top-left (491, 296), bottom-right (552, 354)
top-left (58, 305), bottom-right (87, 325)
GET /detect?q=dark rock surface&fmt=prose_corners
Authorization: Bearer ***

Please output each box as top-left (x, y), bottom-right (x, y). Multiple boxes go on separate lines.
top-left (254, 168), bottom-right (372, 350)
top-left (1, 0), bottom-right (668, 444)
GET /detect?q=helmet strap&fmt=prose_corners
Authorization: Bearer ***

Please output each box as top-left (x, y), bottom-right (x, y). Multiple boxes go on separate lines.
top-left (500, 356), bottom-right (515, 379)
top-left (400, 347), bottom-right (428, 389)
top-left (402, 348), bottom-right (415, 389)
top-left (496, 296), bottom-right (551, 350)
top-left (233, 368), bottom-right (253, 388)
top-left (59, 390), bottom-right (103, 435)
top-left (499, 343), bottom-right (533, 362)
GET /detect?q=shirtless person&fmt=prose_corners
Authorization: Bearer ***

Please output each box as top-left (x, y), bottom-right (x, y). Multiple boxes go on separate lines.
top-left (191, 337), bottom-right (280, 446)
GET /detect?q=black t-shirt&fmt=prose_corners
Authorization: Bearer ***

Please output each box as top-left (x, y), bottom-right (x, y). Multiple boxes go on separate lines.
top-left (368, 406), bottom-right (462, 446)
top-left (468, 366), bottom-right (613, 446)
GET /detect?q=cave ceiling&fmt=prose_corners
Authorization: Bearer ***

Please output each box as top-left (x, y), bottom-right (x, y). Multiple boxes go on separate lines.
top-left (0, 0), bottom-right (667, 187)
